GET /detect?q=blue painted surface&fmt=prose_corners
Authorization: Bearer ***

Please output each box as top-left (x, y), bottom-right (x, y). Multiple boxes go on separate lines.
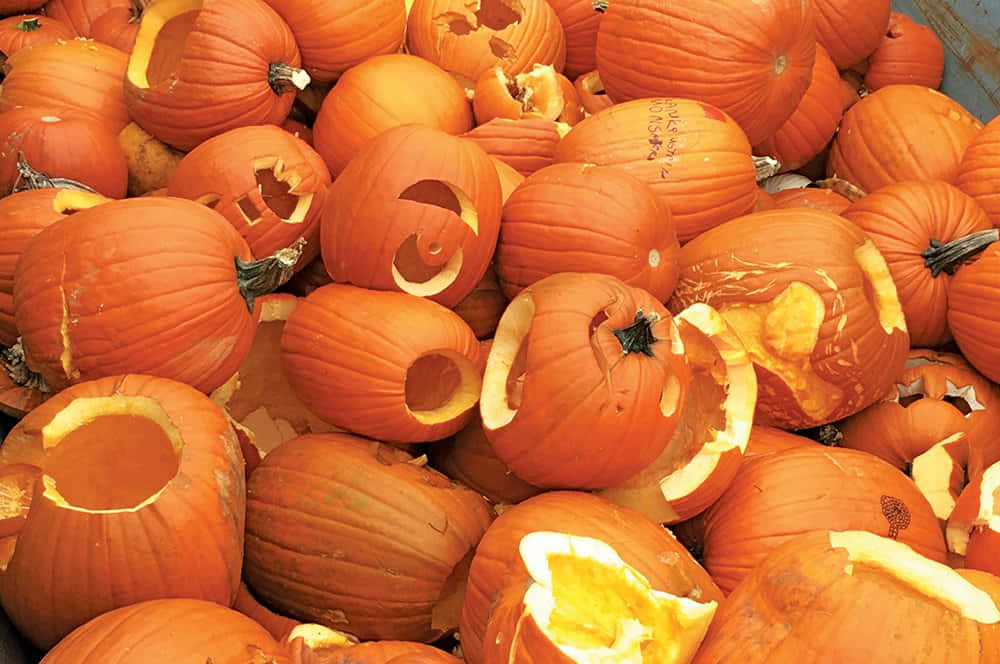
top-left (891, 0), bottom-right (1000, 122)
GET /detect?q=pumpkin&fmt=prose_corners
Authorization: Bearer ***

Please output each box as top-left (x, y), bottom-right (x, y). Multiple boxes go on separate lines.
top-left (320, 124), bottom-right (502, 307)
top-left (0, 357), bottom-right (46, 418)
top-left (261, 0), bottom-right (407, 83)
top-left (544, 0), bottom-right (603, 79)
top-left (754, 45), bottom-right (843, 173)
top-left (947, 461), bottom-right (1000, 577)
top-left (461, 117), bottom-right (567, 177)
top-left (168, 124), bottom-right (330, 267)
top-left (481, 272), bottom-right (691, 488)
top-left (280, 284), bottom-right (482, 443)
top-left (771, 187), bottom-right (852, 214)
top-left (0, 188), bottom-right (110, 347)
top-left (281, 118), bottom-right (312, 145)
top-left (124, 0), bottom-right (309, 151)
top-left (243, 433), bottom-right (493, 642)
top-left (0, 14), bottom-right (73, 58)
top-left (669, 208), bottom-right (909, 429)
top-left (0, 106), bottom-right (128, 198)
top-left (233, 583), bottom-right (304, 642)
top-left (554, 98), bottom-right (759, 243)
top-left (405, 0), bottom-right (566, 89)
top-left (595, 0), bottom-right (816, 146)
top-left (312, 54), bottom-right (473, 177)
top-left (472, 64), bottom-right (567, 125)
top-left (459, 491), bottom-right (722, 664)
top-left (0, 38), bottom-right (129, 132)
top-left (812, 0), bottom-right (890, 68)
top-left (41, 0), bottom-right (128, 35)
top-left (677, 445), bottom-right (948, 593)
top-left (841, 180), bottom-right (996, 347)
top-left (495, 163), bottom-right (680, 301)
top-left (88, 0), bottom-right (147, 52)
top-left (451, 263), bottom-right (508, 340)
top-left (828, 85), bottom-right (983, 194)
top-left (116, 121), bottom-right (185, 197)
top-left (744, 424), bottom-right (818, 459)
top-left (573, 70), bottom-right (613, 115)
top-left (947, 244), bottom-right (1000, 383)
top-left (0, 374), bottom-right (246, 649)
top-left (865, 12), bottom-right (945, 91)
top-left (326, 642), bottom-right (463, 663)
top-left (12, 197), bottom-right (301, 394)
top-left (956, 115), bottom-right (1000, 228)
top-left (692, 530), bottom-right (1000, 664)
top-left (0, 1), bottom-right (45, 13)
top-left (753, 188), bottom-right (778, 211)
top-left (482, 532), bottom-right (717, 664)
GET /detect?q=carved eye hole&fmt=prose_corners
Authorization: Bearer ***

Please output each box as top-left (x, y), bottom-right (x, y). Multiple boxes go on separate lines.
top-left (898, 393), bottom-right (924, 408)
top-left (943, 379), bottom-right (986, 418)
top-left (895, 378), bottom-right (925, 408)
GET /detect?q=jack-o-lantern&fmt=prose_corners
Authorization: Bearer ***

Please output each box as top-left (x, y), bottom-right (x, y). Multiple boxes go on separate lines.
top-left (167, 125), bottom-right (331, 269)
top-left (320, 124), bottom-right (503, 308)
top-left (838, 349), bottom-right (1000, 523)
top-left (948, 460), bottom-right (1000, 576)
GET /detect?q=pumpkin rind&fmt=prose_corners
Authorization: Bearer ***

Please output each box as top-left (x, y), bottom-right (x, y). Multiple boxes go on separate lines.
top-left (812, 0), bottom-right (890, 69)
top-left (948, 245), bottom-right (1000, 383)
top-left (41, 0), bottom-right (129, 36)
top-left (461, 117), bottom-right (565, 177)
top-left (0, 14), bottom-right (73, 57)
top-left (956, 116), bottom-right (1000, 229)
top-left (771, 187), bottom-right (851, 214)
top-left (865, 11), bottom-right (945, 91)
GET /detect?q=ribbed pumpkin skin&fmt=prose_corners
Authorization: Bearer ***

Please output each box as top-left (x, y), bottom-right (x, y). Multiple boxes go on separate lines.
top-left (40, 599), bottom-right (288, 664)
top-left (771, 188), bottom-right (851, 214)
top-left (0, 38), bottom-right (129, 132)
top-left (595, 0), bottom-right (816, 146)
top-left (312, 54), bottom-right (473, 177)
top-left (280, 284), bottom-right (482, 442)
top-left (956, 116), bottom-right (1000, 228)
top-left (684, 446), bottom-right (947, 593)
top-left (754, 45), bottom-right (843, 173)
top-left (554, 98), bottom-right (757, 243)
top-left (0, 1), bottom-right (45, 13)
top-left (327, 642), bottom-right (462, 663)
top-left (459, 491), bottom-right (722, 664)
top-left (244, 433), bottom-right (493, 642)
top-left (41, 0), bottom-right (128, 36)
top-left (496, 163), bottom-right (679, 300)
top-left (167, 124), bottom-right (331, 262)
top-left (744, 425), bottom-right (818, 459)
top-left (842, 181), bottom-right (993, 348)
top-left (812, 0), bottom-right (890, 68)
top-left (0, 375), bottom-right (246, 650)
top-left (828, 85), bottom-right (983, 194)
top-left (669, 209), bottom-right (909, 429)
top-left (0, 189), bottom-right (109, 346)
top-left (949, 245), bottom-right (1000, 383)
top-left (262, 0), bottom-right (406, 82)
top-left (865, 12), bottom-right (945, 91)
top-left (461, 118), bottom-right (564, 177)
top-left (0, 14), bottom-right (74, 57)
top-left (124, 0), bottom-right (302, 151)
top-left (546, 0), bottom-right (602, 78)
top-left (13, 197), bottom-right (258, 393)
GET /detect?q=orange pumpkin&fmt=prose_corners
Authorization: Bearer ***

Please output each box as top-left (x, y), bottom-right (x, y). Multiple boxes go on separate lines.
top-left (573, 70), bottom-right (613, 115)
top-left (472, 64), bottom-right (569, 125)
top-left (0, 14), bottom-right (73, 57)
top-left (326, 642), bottom-right (463, 663)
top-left (461, 117), bottom-right (566, 177)
top-left (865, 11), bottom-right (945, 91)
top-left (41, 0), bottom-right (128, 35)
top-left (812, 0), bottom-right (890, 68)
top-left (771, 187), bottom-right (851, 214)
top-left (450, 263), bottom-right (508, 340)
top-left (948, 462), bottom-right (1000, 576)
top-left (545, 0), bottom-right (603, 78)
top-left (956, 115), bottom-right (1000, 228)
top-left (88, 0), bottom-right (146, 53)
top-left (744, 424), bottom-right (818, 459)
top-left (595, 0), bottom-right (816, 145)
top-left (948, 244), bottom-right (1000, 383)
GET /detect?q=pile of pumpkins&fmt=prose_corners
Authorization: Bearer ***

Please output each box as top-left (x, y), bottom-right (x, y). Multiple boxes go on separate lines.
top-left (1, 0), bottom-right (999, 661)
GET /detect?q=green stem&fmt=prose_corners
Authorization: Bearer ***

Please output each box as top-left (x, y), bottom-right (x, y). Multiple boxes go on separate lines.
top-left (11, 153), bottom-right (97, 195)
top-left (235, 238), bottom-right (307, 313)
top-left (15, 17), bottom-right (42, 32)
top-left (753, 155), bottom-right (781, 182)
top-left (921, 229), bottom-right (999, 277)
top-left (612, 309), bottom-right (659, 357)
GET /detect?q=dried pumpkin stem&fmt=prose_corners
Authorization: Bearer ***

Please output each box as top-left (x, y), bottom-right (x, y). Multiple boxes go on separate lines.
top-left (753, 155), bottom-right (782, 181)
top-left (592, 0), bottom-right (608, 12)
top-left (814, 176), bottom-right (867, 202)
top-left (15, 17), bottom-right (41, 31)
top-left (11, 153), bottom-right (98, 195)
top-left (235, 237), bottom-right (307, 313)
top-left (921, 229), bottom-right (1000, 277)
top-left (612, 309), bottom-right (659, 357)
top-left (268, 62), bottom-right (311, 94)
top-left (1, 340), bottom-right (50, 393)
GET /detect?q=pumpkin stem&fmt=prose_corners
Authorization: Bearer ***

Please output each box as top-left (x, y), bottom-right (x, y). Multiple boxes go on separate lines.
top-left (753, 155), bottom-right (781, 182)
top-left (15, 17), bottom-right (42, 31)
top-left (235, 238), bottom-right (307, 313)
top-left (11, 153), bottom-right (98, 195)
top-left (814, 176), bottom-right (866, 202)
top-left (921, 229), bottom-right (1000, 277)
top-left (592, 0), bottom-right (608, 12)
top-left (268, 62), bottom-right (311, 95)
top-left (1, 340), bottom-right (51, 393)
top-left (612, 309), bottom-right (659, 357)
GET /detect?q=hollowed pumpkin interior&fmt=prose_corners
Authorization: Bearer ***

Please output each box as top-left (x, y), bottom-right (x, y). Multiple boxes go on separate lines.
top-left (52, 189), bottom-right (110, 214)
top-left (128, 0), bottom-right (203, 89)
top-left (40, 396), bottom-right (182, 511)
top-left (854, 240), bottom-right (907, 335)
top-left (516, 532), bottom-right (716, 663)
top-left (910, 432), bottom-right (967, 520)
top-left (391, 179), bottom-right (478, 297)
top-left (405, 350), bottom-right (482, 425)
top-left (481, 294), bottom-right (534, 429)
top-left (492, 65), bottom-right (564, 120)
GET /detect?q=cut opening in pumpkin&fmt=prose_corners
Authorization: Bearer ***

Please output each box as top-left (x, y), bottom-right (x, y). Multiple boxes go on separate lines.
top-left (128, 0), bottom-right (203, 89)
top-left (947, 461), bottom-right (1000, 558)
top-left (431, 548), bottom-right (476, 634)
top-left (405, 350), bottom-right (481, 425)
top-left (910, 432), bottom-right (967, 520)
top-left (514, 531), bottom-right (717, 663)
top-left (39, 396), bottom-right (182, 512)
top-left (855, 240), bottom-right (907, 335)
top-left (476, 0), bottom-right (522, 29)
top-left (250, 156), bottom-right (313, 224)
top-left (51, 189), bottom-right (110, 215)
top-left (482, 294), bottom-right (534, 429)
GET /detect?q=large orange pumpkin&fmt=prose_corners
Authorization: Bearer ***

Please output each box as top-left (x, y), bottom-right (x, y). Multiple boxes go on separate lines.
top-left (811, 0), bottom-right (890, 68)
top-left (865, 11), bottom-right (945, 91)
top-left (545, 0), bottom-right (603, 78)
top-left (956, 115), bottom-right (1000, 228)
top-left (0, 14), bottom-right (73, 57)
top-left (595, 0), bottom-right (816, 145)
top-left (948, 244), bottom-right (1000, 383)
top-left (0, 374), bottom-right (246, 649)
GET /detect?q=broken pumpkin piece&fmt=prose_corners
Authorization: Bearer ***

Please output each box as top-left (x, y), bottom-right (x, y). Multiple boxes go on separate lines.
top-left (117, 121), bottom-right (184, 197)
top-left (482, 532), bottom-right (717, 664)
top-left (947, 460), bottom-right (1000, 576)
top-left (573, 70), bottom-right (613, 116)
top-left (472, 64), bottom-right (566, 124)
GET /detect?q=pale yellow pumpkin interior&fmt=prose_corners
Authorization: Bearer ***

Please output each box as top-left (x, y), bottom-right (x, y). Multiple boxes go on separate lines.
top-left (853, 240), bottom-right (907, 335)
top-left (480, 292), bottom-right (533, 430)
top-left (40, 396), bottom-right (182, 512)
top-left (127, 0), bottom-right (202, 89)
top-left (493, 64), bottom-right (565, 120)
top-left (235, 157), bottom-right (315, 226)
top-left (910, 432), bottom-right (966, 520)
top-left (947, 461), bottom-right (1000, 555)
top-left (51, 189), bottom-right (110, 214)
top-left (405, 350), bottom-right (481, 425)
top-left (515, 531), bottom-right (716, 663)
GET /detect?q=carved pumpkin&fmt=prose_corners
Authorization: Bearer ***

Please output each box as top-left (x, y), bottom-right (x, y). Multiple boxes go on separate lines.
top-left (545, 0), bottom-right (603, 78)
top-left (692, 530), bottom-right (1000, 664)
top-left (124, 0), bottom-right (309, 151)
top-left (243, 433), bottom-right (493, 642)
top-left (0, 375), bottom-right (246, 649)
top-left (771, 187), bottom-right (851, 214)
top-left (677, 445), bottom-right (948, 593)
top-left (0, 14), bottom-right (73, 58)
top-left (89, 0), bottom-right (147, 53)
top-left (461, 117), bottom-right (567, 177)
top-left (496, 163), bottom-right (680, 301)
top-left (168, 124), bottom-right (330, 266)
top-left (865, 11), bottom-right (945, 91)
top-left (669, 208), bottom-right (909, 429)
top-left (41, 0), bottom-right (129, 35)
top-left (828, 85), bottom-right (983, 194)
top-left (472, 64), bottom-right (569, 125)
top-left (459, 491), bottom-right (723, 664)
top-left (312, 54), bottom-right (473, 177)
top-left (947, 461), bottom-right (1000, 577)
top-left (948, 244), bottom-right (1000, 383)
top-left (956, 116), bottom-right (1000, 228)
top-left (841, 180), bottom-right (996, 347)
top-left (573, 70), bottom-right (613, 115)
top-left (595, 0), bottom-right (816, 146)
top-left (554, 98), bottom-right (758, 243)
top-left (812, 0), bottom-right (890, 68)
top-left (321, 124), bottom-right (502, 307)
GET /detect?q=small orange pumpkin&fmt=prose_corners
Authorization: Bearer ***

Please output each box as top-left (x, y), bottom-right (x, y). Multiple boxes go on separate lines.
top-left (0, 14), bottom-right (73, 57)
top-left (956, 116), bottom-right (1000, 228)
top-left (865, 12), bottom-right (945, 91)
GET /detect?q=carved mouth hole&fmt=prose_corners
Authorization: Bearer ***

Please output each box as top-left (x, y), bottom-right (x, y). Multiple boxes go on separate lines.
top-left (145, 8), bottom-right (200, 87)
top-left (943, 395), bottom-right (973, 416)
top-left (236, 195), bottom-right (261, 224)
top-left (256, 168), bottom-right (299, 219)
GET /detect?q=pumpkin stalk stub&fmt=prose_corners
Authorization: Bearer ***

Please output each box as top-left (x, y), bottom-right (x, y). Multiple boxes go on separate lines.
top-left (922, 229), bottom-right (1000, 277)
top-left (14, 18), bottom-right (41, 32)
top-left (268, 62), bottom-right (311, 94)
top-left (752, 155), bottom-right (781, 182)
top-left (592, 0), bottom-right (607, 11)
top-left (1, 340), bottom-right (50, 394)
top-left (613, 309), bottom-right (659, 357)
top-left (11, 153), bottom-right (98, 195)
top-left (235, 237), bottom-right (306, 312)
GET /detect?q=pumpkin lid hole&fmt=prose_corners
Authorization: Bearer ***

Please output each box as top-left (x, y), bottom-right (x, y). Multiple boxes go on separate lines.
top-left (140, 6), bottom-right (200, 88)
top-left (405, 351), bottom-right (481, 425)
top-left (475, 0), bottom-right (523, 31)
top-left (253, 165), bottom-right (311, 222)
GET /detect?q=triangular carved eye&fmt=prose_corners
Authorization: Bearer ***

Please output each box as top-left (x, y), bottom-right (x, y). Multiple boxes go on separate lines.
top-left (943, 379), bottom-right (986, 417)
top-left (893, 378), bottom-right (925, 407)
